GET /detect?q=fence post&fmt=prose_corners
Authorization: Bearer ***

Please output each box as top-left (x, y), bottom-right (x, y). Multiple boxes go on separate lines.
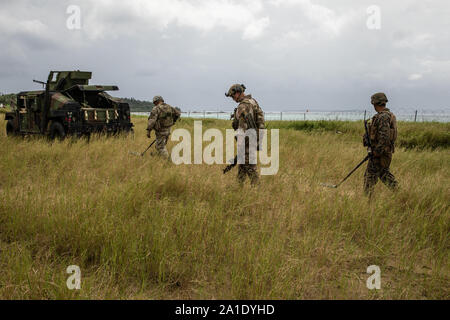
top-left (364, 110), bottom-right (366, 121)
top-left (304, 113), bottom-right (306, 121)
top-left (414, 110), bottom-right (418, 122)
top-left (280, 112), bottom-right (283, 121)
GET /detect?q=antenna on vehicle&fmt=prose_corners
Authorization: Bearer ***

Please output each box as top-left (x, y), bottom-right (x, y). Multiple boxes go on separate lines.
top-left (33, 80), bottom-right (46, 89)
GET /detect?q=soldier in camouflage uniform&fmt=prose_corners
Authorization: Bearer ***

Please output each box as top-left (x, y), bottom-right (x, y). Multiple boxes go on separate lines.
top-left (225, 84), bottom-right (265, 185)
top-left (146, 96), bottom-right (181, 159)
top-left (363, 92), bottom-right (399, 197)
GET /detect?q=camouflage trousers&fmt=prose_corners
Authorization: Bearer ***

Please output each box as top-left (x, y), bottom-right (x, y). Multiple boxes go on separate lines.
top-left (364, 153), bottom-right (398, 196)
top-left (237, 163), bottom-right (259, 185)
top-left (236, 140), bottom-right (259, 185)
top-left (154, 130), bottom-right (170, 159)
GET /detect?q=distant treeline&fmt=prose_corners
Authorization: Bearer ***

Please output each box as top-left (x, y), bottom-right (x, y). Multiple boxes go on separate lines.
top-left (118, 97), bottom-right (154, 112)
top-left (0, 93), bottom-right (16, 107)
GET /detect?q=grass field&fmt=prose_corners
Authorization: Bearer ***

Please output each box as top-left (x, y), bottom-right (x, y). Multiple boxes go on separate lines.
top-left (0, 116), bottom-right (448, 299)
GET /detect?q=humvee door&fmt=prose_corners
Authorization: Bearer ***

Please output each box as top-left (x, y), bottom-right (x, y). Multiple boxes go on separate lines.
top-left (18, 94), bottom-right (41, 133)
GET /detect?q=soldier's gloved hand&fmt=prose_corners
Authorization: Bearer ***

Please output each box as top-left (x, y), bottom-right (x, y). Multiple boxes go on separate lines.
top-left (363, 135), bottom-right (369, 147)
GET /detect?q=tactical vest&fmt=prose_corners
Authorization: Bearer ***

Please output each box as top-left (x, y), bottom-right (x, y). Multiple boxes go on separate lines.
top-left (369, 110), bottom-right (397, 153)
top-left (240, 97), bottom-right (265, 150)
top-left (242, 97), bottom-right (265, 129)
top-left (158, 104), bottom-right (175, 128)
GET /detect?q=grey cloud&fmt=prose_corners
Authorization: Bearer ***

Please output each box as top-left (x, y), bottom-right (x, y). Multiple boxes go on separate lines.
top-left (0, 0), bottom-right (449, 110)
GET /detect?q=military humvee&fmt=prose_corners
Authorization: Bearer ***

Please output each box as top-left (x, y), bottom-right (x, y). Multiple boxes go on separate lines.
top-left (5, 70), bottom-right (133, 139)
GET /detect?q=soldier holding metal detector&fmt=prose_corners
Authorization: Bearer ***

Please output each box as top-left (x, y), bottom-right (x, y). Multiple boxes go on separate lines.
top-left (363, 92), bottom-right (398, 197)
top-left (224, 84), bottom-right (265, 185)
top-left (146, 96), bottom-right (181, 159)
top-left (321, 92), bottom-right (398, 197)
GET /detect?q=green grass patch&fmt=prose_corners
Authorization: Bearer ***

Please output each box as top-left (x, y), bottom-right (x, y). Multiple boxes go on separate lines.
top-left (273, 120), bottom-right (450, 150)
top-left (0, 116), bottom-right (448, 299)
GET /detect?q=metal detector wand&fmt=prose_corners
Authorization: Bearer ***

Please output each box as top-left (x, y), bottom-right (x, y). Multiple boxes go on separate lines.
top-left (130, 139), bottom-right (156, 157)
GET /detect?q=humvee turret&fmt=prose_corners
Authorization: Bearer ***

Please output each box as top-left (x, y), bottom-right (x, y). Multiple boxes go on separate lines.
top-left (5, 70), bottom-right (133, 139)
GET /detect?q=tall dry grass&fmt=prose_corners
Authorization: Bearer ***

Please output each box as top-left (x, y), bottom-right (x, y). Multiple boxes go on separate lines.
top-left (0, 116), bottom-right (448, 299)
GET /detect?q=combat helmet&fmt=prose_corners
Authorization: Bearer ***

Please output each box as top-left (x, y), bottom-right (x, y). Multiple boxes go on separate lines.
top-left (371, 92), bottom-right (388, 106)
top-left (153, 95), bottom-right (164, 104)
top-left (225, 84), bottom-right (246, 97)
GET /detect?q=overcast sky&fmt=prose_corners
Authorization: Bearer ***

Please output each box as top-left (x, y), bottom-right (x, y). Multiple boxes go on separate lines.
top-left (0, 0), bottom-right (449, 111)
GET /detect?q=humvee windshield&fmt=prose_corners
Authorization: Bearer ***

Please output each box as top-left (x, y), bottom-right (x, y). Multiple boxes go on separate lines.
top-left (51, 72), bottom-right (58, 82)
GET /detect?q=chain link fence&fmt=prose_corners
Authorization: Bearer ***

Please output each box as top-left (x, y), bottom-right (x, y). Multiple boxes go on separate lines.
top-left (133, 108), bottom-right (450, 122)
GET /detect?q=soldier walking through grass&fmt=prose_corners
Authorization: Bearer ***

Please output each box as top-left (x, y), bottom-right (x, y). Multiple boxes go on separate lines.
top-left (363, 92), bottom-right (399, 197)
top-left (146, 96), bottom-right (181, 159)
top-left (225, 84), bottom-right (265, 185)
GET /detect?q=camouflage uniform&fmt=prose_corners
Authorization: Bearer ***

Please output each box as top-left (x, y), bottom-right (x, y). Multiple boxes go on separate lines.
top-left (364, 93), bottom-right (399, 196)
top-left (147, 97), bottom-right (181, 159)
top-left (232, 93), bottom-right (265, 185)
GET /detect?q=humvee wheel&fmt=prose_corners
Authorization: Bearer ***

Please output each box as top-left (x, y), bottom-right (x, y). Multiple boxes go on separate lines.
top-left (6, 120), bottom-right (16, 136)
top-left (50, 121), bottom-right (66, 140)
